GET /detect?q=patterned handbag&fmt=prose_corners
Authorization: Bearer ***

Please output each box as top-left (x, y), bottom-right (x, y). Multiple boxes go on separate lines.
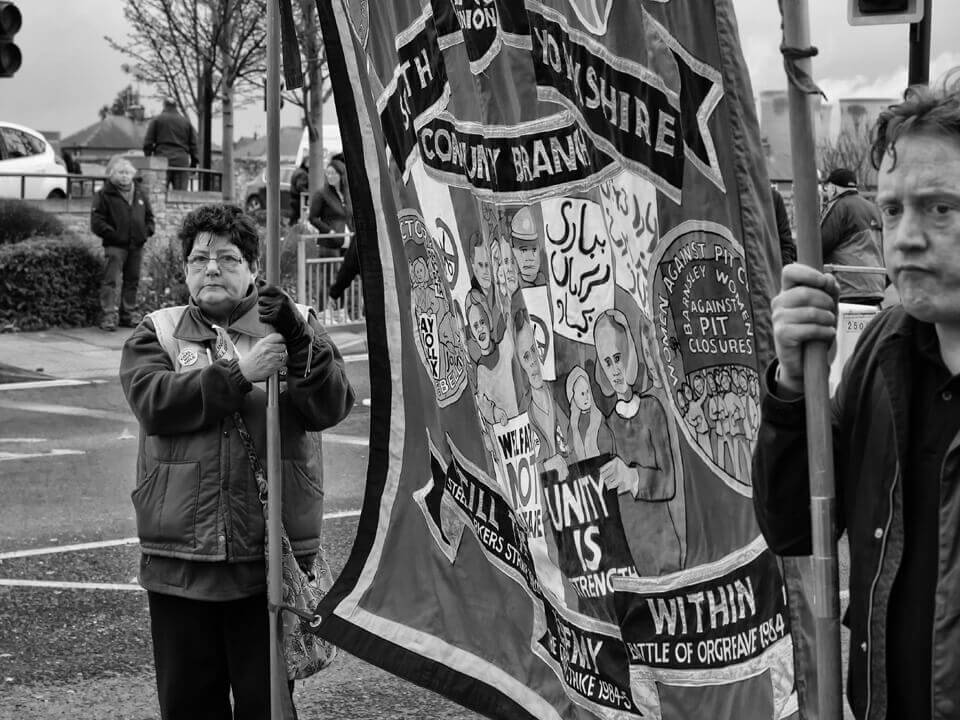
top-left (232, 411), bottom-right (338, 680)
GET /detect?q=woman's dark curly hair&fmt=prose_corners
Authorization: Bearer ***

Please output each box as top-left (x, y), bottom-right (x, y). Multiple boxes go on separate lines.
top-left (871, 67), bottom-right (960, 171)
top-left (177, 203), bottom-right (261, 265)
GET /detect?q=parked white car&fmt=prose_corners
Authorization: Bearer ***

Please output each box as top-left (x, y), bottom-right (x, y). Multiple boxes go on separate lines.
top-left (0, 121), bottom-right (68, 199)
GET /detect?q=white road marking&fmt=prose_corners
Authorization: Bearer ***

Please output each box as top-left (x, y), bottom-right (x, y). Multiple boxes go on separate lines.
top-left (0, 579), bottom-right (143, 592)
top-left (323, 433), bottom-right (368, 447)
top-left (0, 400), bottom-right (131, 422)
top-left (0, 449), bottom-right (85, 462)
top-left (0, 537), bottom-right (138, 560)
top-left (324, 509), bottom-right (362, 520)
top-left (0, 379), bottom-right (92, 392)
top-left (0, 438), bottom-right (47, 443)
top-left (342, 352), bottom-right (368, 363)
top-left (0, 509), bottom-right (362, 560)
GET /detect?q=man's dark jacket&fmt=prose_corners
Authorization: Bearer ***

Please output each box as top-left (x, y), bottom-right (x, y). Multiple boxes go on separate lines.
top-left (90, 180), bottom-right (155, 249)
top-left (143, 109), bottom-right (198, 165)
top-left (753, 306), bottom-right (960, 719)
top-left (771, 187), bottom-right (796, 265)
top-left (820, 189), bottom-right (885, 299)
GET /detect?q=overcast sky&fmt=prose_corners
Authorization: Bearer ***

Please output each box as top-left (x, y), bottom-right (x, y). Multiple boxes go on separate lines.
top-left (4, 1), bottom-right (960, 142)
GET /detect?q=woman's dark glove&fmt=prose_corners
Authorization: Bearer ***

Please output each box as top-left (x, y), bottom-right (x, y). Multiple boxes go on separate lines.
top-left (258, 285), bottom-right (308, 345)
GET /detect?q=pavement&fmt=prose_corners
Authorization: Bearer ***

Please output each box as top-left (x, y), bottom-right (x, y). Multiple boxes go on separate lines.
top-left (0, 322), bottom-right (368, 383)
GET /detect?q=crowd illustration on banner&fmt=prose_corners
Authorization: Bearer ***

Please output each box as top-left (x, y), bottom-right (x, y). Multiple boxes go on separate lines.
top-left (675, 365), bottom-right (761, 486)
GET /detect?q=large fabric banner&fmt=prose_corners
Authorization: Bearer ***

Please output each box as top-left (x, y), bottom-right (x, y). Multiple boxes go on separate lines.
top-left (314, 1), bottom-right (794, 718)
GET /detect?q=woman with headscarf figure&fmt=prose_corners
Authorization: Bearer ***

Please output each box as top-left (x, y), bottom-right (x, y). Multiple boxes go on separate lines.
top-left (566, 365), bottom-right (614, 459)
top-left (593, 309), bottom-right (681, 576)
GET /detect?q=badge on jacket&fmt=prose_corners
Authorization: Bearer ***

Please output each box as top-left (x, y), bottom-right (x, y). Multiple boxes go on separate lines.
top-left (178, 348), bottom-right (198, 367)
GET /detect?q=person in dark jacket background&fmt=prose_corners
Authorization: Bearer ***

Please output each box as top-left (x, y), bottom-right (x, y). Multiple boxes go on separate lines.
top-left (120, 204), bottom-right (354, 719)
top-left (770, 185), bottom-right (797, 266)
top-left (307, 157), bottom-right (352, 259)
top-left (753, 78), bottom-right (960, 719)
top-left (289, 158), bottom-right (309, 225)
top-left (820, 167), bottom-right (885, 304)
top-left (91, 156), bottom-right (155, 331)
top-left (143, 98), bottom-right (198, 191)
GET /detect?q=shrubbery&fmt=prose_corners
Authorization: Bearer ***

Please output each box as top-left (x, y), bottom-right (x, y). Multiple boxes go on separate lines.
top-left (0, 238), bottom-right (103, 331)
top-left (0, 199), bottom-right (65, 245)
top-left (140, 236), bottom-right (190, 313)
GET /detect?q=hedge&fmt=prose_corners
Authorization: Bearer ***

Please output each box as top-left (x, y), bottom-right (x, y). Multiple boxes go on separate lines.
top-left (140, 236), bottom-right (190, 313)
top-left (0, 237), bottom-right (103, 331)
top-left (0, 199), bottom-right (65, 245)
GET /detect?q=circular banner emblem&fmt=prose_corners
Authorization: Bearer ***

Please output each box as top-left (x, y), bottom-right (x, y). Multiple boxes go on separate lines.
top-left (650, 222), bottom-right (761, 494)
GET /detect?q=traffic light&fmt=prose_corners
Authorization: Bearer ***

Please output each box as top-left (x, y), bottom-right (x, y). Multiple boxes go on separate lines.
top-left (848, 0), bottom-right (923, 26)
top-left (0, 1), bottom-right (21, 78)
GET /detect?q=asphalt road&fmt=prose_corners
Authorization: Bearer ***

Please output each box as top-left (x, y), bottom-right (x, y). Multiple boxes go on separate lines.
top-left (0, 357), bottom-right (483, 720)
top-left (0, 354), bottom-right (854, 720)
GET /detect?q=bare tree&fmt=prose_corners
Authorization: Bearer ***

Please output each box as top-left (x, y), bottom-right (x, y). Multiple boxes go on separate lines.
top-left (99, 84), bottom-right (141, 120)
top-left (106, 0), bottom-right (268, 197)
top-left (282, 0), bottom-right (333, 190)
top-left (818, 124), bottom-right (876, 189)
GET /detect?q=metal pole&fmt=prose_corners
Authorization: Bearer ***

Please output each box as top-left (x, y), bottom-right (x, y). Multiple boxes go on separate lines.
top-left (296, 235), bottom-right (306, 305)
top-left (908, 0), bottom-right (932, 86)
top-left (266, 0), bottom-right (285, 716)
top-left (781, 2), bottom-right (843, 718)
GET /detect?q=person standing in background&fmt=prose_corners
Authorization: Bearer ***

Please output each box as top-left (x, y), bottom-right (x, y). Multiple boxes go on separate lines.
top-left (819, 167), bottom-right (885, 305)
top-left (143, 98), bottom-right (199, 191)
top-left (771, 185), bottom-right (797, 266)
top-left (91, 156), bottom-right (154, 331)
top-left (289, 158), bottom-right (309, 225)
top-left (307, 157), bottom-right (352, 257)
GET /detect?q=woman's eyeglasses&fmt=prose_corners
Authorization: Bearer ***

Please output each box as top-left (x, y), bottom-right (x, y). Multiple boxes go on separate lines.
top-left (186, 254), bottom-right (244, 271)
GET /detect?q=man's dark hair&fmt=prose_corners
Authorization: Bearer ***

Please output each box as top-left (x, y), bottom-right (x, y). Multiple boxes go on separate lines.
top-left (178, 204), bottom-right (261, 265)
top-left (871, 68), bottom-right (960, 170)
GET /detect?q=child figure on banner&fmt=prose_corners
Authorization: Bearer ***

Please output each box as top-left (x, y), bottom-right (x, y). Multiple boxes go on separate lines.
top-left (566, 365), bottom-right (615, 459)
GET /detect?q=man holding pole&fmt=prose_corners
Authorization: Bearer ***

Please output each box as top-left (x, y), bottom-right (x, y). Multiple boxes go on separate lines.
top-left (753, 77), bottom-right (960, 719)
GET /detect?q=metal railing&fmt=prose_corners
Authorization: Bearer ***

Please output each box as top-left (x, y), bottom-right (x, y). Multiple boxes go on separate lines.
top-left (169, 167), bottom-right (223, 193)
top-left (0, 171), bottom-right (109, 211)
top-left (0, 168), bottom-right (224, 202)
top-left (295, 230), bottom-right (364, 326)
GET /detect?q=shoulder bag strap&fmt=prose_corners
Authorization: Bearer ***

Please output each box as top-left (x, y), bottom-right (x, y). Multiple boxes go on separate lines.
top-left (231, 411), bottom-right (268, 506)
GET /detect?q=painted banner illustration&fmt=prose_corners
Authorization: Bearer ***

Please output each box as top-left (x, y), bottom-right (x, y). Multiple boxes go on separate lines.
top-left (313, 1), bottom-right (793, 718)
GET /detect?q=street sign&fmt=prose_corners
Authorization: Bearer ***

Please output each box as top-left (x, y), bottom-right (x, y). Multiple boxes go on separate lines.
top-left (848, 0), bottom-right (924, 25)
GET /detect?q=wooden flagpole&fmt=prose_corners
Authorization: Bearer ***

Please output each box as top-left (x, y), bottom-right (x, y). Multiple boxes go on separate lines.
top-left (781, 2), bottom-right (843, 717)
top-left (265, 0), bottom-right (286, 716)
